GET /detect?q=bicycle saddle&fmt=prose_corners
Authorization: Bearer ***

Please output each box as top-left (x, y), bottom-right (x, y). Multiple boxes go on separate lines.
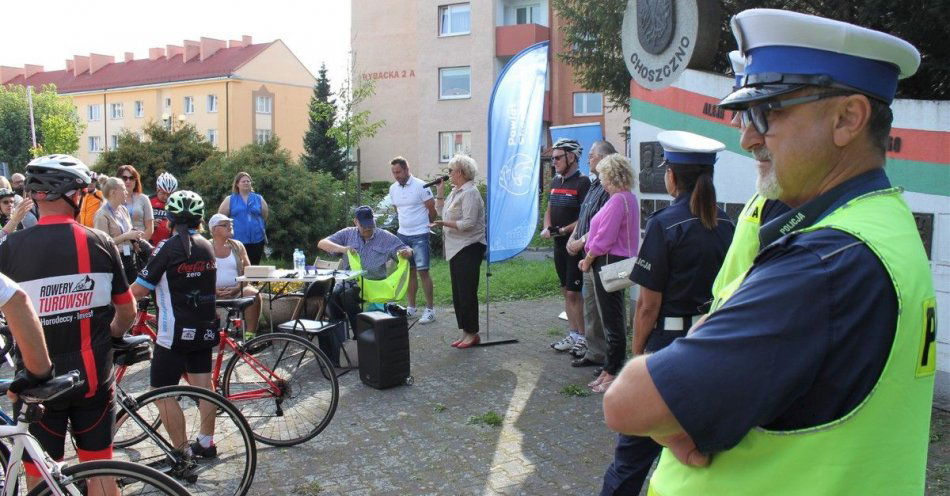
top-left (113, 335), bottom-right (152, 366)
top-left (18, 371), bottom-right (82, 404)
top-left (216, 297), bottom-right (256, 311)
top-left (113, 335), bottom-right (151, 350)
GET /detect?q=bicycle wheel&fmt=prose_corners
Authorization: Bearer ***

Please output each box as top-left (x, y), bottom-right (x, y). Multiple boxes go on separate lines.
top-left (221, 332), bottom-right (339, 446)
top-left (112, 385), bottom-right (256, 496)
top-left (26, 459), bottom-right (189, 495)
top-left (112, 387), bottom-right (163, 448)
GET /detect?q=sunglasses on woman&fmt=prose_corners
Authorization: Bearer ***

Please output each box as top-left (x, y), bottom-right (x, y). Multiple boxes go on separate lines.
top-left (740, 90), bottom-right (854, 135)
top-left (120, 175), bottom-right (135, 181)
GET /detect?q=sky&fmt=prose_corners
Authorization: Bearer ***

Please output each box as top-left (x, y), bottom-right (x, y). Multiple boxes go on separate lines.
top-left (0, 0), bottom-right (351, 91)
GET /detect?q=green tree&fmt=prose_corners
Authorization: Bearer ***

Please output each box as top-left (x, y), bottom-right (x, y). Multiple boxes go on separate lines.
top-left (314, 71), bottom-right (385, 204)
top-left (552, 0), bottom-right (949, 105)
top-left (0, 84), bottom-right (84, 170)
top-left (96, 121), bottom-right (217, 193)
top-left (302, 64), bottom-right (348, 179)
top-left (185, 138), bottom-right (351, 261)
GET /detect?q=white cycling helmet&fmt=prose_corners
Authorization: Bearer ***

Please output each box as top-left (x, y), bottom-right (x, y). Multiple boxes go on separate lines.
top-left (156, 172), bottom-right (179, 193)
top-left (25, 154), bottom-right (92, 200)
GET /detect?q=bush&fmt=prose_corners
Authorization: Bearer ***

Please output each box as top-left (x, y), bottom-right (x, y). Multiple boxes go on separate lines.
top-left (96, 122), bottom-right (218, 193)
top-left (185, 139), bottom-right (351, 261)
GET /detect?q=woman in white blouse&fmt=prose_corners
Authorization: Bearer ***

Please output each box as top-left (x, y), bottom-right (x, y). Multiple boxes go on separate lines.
top-left (432, 154), bottom-right (486, 349)
top-left (94, 177), bottom-right (144, 284)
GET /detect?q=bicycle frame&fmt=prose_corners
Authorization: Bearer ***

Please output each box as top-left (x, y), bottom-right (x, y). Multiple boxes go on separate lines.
top-left (125, 306), bottom-right (289, 404)
top-left (0, 416), bottom-right (77, 496)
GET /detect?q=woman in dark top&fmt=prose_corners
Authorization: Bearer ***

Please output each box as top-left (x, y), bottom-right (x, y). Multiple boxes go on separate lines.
top-left (600, 130), bottom-right (735, 496)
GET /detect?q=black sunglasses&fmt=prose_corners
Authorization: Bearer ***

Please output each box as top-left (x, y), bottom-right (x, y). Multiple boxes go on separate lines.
top-left (120, 175), bottom-right (135, 181)
top-left (741, 90), bottom-right (854, 135)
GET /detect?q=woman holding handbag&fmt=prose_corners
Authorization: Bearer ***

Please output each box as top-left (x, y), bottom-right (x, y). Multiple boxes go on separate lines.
top-left (599, 130), bottom-right (735, 495)
top-left (578, 154), bottom-right (638, 393)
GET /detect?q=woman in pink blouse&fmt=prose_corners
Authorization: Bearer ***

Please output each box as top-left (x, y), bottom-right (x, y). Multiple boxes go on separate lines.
top-left (578, 154), bottom-right (638, 393)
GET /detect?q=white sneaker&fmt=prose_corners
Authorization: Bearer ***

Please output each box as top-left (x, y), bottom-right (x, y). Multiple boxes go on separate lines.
top-left (406, 306), bottom-right (418, 317)
top-left (419, 308), bottom-right (435, 324)
top-left (551, 333), bottom-right (576, 352)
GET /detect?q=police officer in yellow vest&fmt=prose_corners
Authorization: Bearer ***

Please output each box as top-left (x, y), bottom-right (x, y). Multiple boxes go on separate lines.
top-left (603, 9), bottom-right (936, 496)
top-left (709, 50), bottom-right (789, 312)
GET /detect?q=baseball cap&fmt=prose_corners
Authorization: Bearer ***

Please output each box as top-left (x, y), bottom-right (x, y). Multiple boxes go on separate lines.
top-left (354, 205), bottom-right (375, 228)
top-left (208, 213), bottom-right (232, 228)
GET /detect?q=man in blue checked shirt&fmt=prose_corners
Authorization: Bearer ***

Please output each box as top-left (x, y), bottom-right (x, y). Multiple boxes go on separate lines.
top-left (318, 206), bottom-right (413, 331)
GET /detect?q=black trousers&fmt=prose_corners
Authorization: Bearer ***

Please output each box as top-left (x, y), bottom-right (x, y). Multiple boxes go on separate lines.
top-left (244, 242), bottom-right (265, 265)
top-left (600, 433), bottom-right (662, 496)
top-left (449, 243), bottom-right (485, 333)
top-left (591, 254), bottom-right (628, 376)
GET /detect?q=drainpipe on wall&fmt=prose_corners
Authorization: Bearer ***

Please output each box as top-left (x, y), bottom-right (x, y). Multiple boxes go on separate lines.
top-left (225, 80), bottom-right (230, 155)
top-left (103, 93), bottom-right (108, 155)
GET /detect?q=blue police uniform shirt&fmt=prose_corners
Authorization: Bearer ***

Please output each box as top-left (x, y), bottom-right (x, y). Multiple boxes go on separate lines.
top-left (631, 193), bottom-right (735, 317)
top-left (646, 169), bottom-right (898, 453)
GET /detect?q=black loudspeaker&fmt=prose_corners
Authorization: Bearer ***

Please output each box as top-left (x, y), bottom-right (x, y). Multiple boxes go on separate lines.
top-left (356, 311), bottom-right (410, 389)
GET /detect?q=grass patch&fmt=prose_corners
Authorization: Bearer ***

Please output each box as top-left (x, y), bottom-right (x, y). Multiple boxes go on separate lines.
top-left (560, 384), bottom-right (591, 397)
top-left (433, 403), bottom-right (447, 413)
top-left (292, 480), bottom-right (322, 495)
top-left (467, 411), bottom-right (504, 427)
top-left (427, 258), bottom-right (560, 306)
top-left (547, 327), bottom-right (564, 337)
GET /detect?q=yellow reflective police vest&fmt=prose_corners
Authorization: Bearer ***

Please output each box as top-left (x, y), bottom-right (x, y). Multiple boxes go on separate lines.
top-left (649, 188), bottom-right (936, 496)
top-left (709, 194), bottom-right (766, 313)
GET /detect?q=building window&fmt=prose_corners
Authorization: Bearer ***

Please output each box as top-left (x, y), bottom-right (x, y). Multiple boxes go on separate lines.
top-left (87, 104), bottom-right (102, 121)
top-left (109, 103), bottom-right (123, 120)
top-left (109, 135), bottom-right (119, 150)
top-left (88, 136), bottom-right (102, 152)
top-left (516, 3), bottom-right (542, 24)
top-left (439, 67), bottom-right (471, 99)
top-left (134, 101), bottom-right (144, 118)
top-left (255, 96), bottom-right (272, 114)
top-left (439, 131), bottom-right (471, 162)
top-left (439, 3), bottom-right (471, 36)
top-left (183, 96), bottom-right (195, 114)
top-left (207, 94), bottom-right (218, 113)
top-left (207, 129), bottom-right (218, 146)
top-left (164, 98), bottom-right (172, 111)
top-left (573, 92), bottom-right (603, 116)
top-left (255, 129), bottom-right (272, 144)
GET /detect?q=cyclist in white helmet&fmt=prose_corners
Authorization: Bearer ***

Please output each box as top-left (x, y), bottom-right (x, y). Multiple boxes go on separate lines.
top-left (149, 171), bottom-right (179, 246)
top-left (0, 154), bottom-right (134, 494)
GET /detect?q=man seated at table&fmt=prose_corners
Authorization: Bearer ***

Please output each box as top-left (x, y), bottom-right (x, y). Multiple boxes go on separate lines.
top-left (317, 205), bottom-right (413, 332)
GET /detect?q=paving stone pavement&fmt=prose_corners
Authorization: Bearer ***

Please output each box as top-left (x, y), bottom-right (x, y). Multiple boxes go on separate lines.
top-left (253, 296), bottom-right (625, 496)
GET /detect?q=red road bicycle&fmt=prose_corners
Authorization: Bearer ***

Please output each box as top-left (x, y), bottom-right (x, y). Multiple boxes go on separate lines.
top-left (117, 297), bottom-right (339, 447)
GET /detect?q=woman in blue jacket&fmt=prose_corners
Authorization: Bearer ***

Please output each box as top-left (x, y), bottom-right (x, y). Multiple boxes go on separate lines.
top-left (218, 171), bottom-right (269, 264)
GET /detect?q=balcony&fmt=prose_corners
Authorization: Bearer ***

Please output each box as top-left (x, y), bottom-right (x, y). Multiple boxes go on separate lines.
top-left (495, 24), bottom-right (550, 57)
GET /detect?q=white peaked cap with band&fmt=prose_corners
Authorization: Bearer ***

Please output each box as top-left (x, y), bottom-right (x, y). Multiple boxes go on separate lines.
top-left (720, 9), bottom-right (921, 109)
top-left (657, 131), bottom-right (726, 167)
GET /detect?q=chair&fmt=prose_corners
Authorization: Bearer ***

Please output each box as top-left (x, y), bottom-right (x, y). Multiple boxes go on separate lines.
top-left (276, 278), bottom-right (354, 369)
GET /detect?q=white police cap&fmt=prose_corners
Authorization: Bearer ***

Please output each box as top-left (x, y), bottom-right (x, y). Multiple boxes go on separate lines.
top-left (657, 131), bottom-right (726, 167)
top-left (720, 9), bottom-right (920, 109)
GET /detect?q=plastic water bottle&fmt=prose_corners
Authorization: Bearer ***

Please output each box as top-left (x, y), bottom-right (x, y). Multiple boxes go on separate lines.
top-left (293, 249), bottom-right (305, 275)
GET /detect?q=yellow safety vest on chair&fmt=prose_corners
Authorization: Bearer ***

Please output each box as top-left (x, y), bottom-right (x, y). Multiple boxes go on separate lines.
top-left (346, 252), bottom-right (410, 303)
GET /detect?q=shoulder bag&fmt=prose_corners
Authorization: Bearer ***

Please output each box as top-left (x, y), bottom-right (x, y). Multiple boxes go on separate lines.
top-left (597, 193), bottom-right (637, 292)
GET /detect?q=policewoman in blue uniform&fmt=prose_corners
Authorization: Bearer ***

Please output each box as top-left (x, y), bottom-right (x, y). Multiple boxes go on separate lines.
top-left (600, 130), bottom-right (734, 495)
top-left (603, 9), bottom-right (935, 496)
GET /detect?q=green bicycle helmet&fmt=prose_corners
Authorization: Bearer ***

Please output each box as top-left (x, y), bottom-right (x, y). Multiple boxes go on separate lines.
top-left (165, 190), bottom-right (204, 221)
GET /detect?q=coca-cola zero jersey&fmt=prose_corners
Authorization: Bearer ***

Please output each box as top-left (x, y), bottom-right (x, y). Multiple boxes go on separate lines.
top-left (135, 231), bottom-right (217, 350)
top-left (0, 214), bottom-right (132, 398)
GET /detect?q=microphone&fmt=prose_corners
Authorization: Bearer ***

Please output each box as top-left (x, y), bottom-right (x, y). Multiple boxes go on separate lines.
top-left (423, 175), bottom-right (450, 188)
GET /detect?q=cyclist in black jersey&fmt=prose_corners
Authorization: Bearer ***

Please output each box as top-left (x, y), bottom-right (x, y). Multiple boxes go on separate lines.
top-left (131, 190), bottom-right (220, 458)
top-left (0, 154), bottom-right (134, 494)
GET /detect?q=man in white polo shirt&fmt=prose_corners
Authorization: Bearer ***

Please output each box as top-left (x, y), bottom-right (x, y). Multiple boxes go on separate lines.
top-left (389, 157), bottom-right (437, 324)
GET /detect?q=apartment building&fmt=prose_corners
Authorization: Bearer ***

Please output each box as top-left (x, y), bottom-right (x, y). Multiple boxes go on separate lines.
top-left (0, 36), bottom-right (315, 166)
top-left (351, 0), bottom-right (627, 182)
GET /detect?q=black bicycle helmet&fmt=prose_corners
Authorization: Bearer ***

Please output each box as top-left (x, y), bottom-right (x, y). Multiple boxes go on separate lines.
top-left (552, 138), bottom-right (583, 158)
